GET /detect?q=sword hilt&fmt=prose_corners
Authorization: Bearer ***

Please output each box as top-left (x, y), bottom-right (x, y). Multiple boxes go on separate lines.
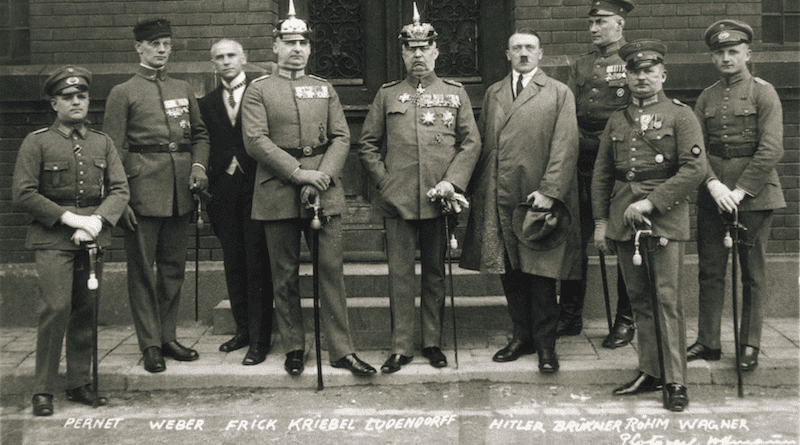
top-left (194, 193), bottom-right (204, 230)
top-left (310, 194), bottom-right (322, 231)
top-left (632, 229), bottom-right (652, 266)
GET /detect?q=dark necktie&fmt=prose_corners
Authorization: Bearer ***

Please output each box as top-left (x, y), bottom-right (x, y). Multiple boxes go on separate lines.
top-left (515, 75), bottom-right (524, 100)
top-left (226, 80), bottom-right (245, 108)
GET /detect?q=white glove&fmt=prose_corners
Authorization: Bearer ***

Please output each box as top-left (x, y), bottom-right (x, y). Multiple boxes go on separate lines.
top-left (71, 229), bottom-right (95, 246)
top-left (707, 179), bottom-right (737, 213)
top-left (60, 211), bottom-right (102, 238)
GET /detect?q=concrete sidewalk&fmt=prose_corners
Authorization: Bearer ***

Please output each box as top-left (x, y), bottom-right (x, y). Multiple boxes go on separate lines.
top-left (1, 318), bottom-right (797, 395)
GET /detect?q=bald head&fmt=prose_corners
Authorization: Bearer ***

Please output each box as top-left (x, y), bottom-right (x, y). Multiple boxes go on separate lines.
top-left (210, 39), bottom-right (246, 82)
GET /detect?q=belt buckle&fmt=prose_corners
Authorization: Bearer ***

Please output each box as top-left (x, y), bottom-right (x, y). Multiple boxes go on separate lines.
top-left (302, 146), bottom-right (313, 157)
top-left (168, 142), bottom-right (178, 152)
top-left (625, 171), bottom-right (636, 181)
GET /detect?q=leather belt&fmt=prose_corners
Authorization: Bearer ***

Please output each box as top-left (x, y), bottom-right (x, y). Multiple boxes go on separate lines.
top-left (281, 142), bottom-right (329, 158)
top-left (128, 143), bottom-right (191, 153)
top-left (615, 166), bottom-right (678, 182)
top-left (577, 117), bottom-right (609, 133)
top-left (52, 197), bottom-right (102, 208)
top-left (707, 143), bottom-right (757, 159)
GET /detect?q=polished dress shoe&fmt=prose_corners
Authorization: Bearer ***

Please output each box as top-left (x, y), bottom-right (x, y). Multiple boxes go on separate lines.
top-left (613, 372), bottom-right (663, 395)
top-left (537, 348), bottom-right (559, 373)
top-left (66, 384), bottom-right (107, 407)
top-left (602, 316), bottom-right (635, 349)
top-left (493, 339), bottom-right (536, 363)
top-left (32, 394), bottom-right (53, 416)
top-left (219, 334), bottom-right (249, 352)
top-left (332, 354), bottom-right (377, 376)
top-left (666, 383), bottom-right (689, 412)
top-left (162, 340), bottom-right (199, 361)
top-left (686, 342), bottom-right (721, 362)
top-left (381, 354), bottom-right (413, 373)
top-left (422, 347), bottom-right (448, 368)
top-left (556, 317), bottom-right (582, 337)
top-left (242, 344), bottom-right (269, 366)
top-left (143, 346), bottom-right (166, 373)
top-left (285, 350), bottom-right (304, 375)
top-left (739, 345), bottom-right (759, 371)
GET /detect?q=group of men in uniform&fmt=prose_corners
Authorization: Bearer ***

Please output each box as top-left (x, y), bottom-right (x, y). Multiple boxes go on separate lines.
top-left (12, 0), bottom-right (784, 417)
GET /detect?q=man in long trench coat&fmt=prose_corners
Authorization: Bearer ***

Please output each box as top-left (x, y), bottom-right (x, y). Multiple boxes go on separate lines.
top-left (460, 29), bottom-right (582, 373)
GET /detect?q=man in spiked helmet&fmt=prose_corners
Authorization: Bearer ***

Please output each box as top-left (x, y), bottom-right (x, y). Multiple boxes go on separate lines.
top-left (242, 0), bottom-right (376, 377)
top-left (359, 3), bottom-right (480, 374)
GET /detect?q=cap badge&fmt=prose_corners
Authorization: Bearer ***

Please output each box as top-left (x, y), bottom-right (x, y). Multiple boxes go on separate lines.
top-left (66, 77), bottom-right (80, 85)
top-left (719, 31), bottom-right (730, 39)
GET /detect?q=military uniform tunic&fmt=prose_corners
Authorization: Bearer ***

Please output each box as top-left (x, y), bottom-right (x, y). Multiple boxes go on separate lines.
top-left (593, 91), bottom-right (708, 384)
top-left (359, 72), bottom-right (480, 355)
top-left (103, 65), bottom-right (210, 352)
top-left (242, 68), bottom-right (355, 361)
top-left (12, 121), bottom-right (129, 394)
top-left (565, 38), bottom-right (633, 324)
top-left (694, 71), bottom-right (785, 351)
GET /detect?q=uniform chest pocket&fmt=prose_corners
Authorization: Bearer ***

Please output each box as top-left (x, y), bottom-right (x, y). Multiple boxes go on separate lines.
top-left (610, 131), bottom-right (626, 164)
top-left (387, 102), bottom-right (409, 116)
top-left (42, 160), bottom-right (70, 187)
top-left (93, 158), bottom-right (107, 170)
top-left (734, 101), bottom-right (758, 140)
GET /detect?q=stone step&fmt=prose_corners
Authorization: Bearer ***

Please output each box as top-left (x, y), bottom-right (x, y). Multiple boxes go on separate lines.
top-left (1, 254), bottom-right (797, 328)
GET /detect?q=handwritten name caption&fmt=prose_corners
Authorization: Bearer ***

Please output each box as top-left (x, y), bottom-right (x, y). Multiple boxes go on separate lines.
top-left (149, 419), bottom-right (204, 430)
top-left (64, 418), bottom-right (123, 429)
top-left (365, 415), bottom-right (457, 431)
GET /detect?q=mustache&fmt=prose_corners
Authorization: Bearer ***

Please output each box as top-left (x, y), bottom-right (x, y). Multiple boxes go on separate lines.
top-left (519, 56), bottom-right (528, 63)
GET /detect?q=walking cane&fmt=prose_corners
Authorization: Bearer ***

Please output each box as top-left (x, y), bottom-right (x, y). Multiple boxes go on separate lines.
top-left (599, 251), bottom-right (613, 333)
top-left (83, 241), bottom-right (101, 408)
top-left (310, 194), bottom-right (324, 391)
top-left (443, 208), bottom-right (459, 369)
top-left (632, 227), bottom-right (669, 409)
top-left (724, 209), bottom-right (745, 398)
top-left (194, 190), bottom-right (203, 323)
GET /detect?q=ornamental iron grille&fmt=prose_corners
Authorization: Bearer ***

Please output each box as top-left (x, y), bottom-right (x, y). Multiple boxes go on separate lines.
top-left (307, 0), bottom-right (365, 81)
top-left (425, 0), bottom-right (480, 78)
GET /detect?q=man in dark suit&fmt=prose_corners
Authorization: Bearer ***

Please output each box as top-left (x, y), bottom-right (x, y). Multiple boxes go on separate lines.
top-left (198, 39), bottom-right (274, 366)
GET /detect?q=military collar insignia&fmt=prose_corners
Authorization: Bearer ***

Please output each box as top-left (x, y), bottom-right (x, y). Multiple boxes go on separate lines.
top-left (633, 94), bottom-right (659, 108)
top-left (278, 68), bottom-right (305, 80)
top-left (56, 122), bottom-right (87, 139)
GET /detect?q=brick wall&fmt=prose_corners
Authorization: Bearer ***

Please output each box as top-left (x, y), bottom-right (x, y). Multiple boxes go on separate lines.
top-left (513, 0), bottom-right (763, 56)
top-left (1, 0), bottom-right (798, 264)
top-left (28, 0), bottom-right (279, 65)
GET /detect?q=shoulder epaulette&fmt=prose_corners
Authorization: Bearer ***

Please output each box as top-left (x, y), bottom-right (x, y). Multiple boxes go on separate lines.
top-left (754, 77), bottom-right (769, 85)
top-left (381, 80), bottom-right (402, 89)
top-left (32, 127), bottom-right (49, 135)
top-left (88, 128), bottom-right (108, 136)
top-left (252, 74), bottom-right (270, 82)
top-left (702, 80), bottom-right (721, 93)
top-left (672, 98), bottom-right (688, 107)
top-left (308, 74), bottom-right (327, 82)
top-left (443, 79), bottom-right (463, 87)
